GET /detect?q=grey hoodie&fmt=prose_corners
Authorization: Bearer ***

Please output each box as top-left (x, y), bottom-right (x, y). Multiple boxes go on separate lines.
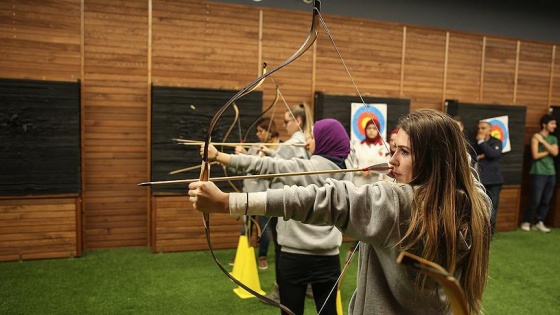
top-left (229, 154), bottom-right (349, 255)
top-left (257, 179), bottom-right (489, 314)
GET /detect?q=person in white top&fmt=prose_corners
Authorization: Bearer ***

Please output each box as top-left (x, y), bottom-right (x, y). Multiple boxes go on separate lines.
top-left (349, 119), bottom-right (390, 186)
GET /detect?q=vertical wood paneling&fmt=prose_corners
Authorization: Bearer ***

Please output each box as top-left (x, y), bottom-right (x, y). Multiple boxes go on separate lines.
top-left (481, 38), bottom-right (517, 104)
top-left (0, 0), bottom-right (81, 261)
top-left (496, 187), bottom-right (520, 231)
top-left (314, 17), bottom-right (403, 98)
top-left (445, 34), bottom-right (483, 103)
top-left (150, 0), bottom-right (261, 247)
top-left (151, 0), bottom-right (260, 88)
top-left (552, 46), bottom-right (560, 105)
top-left (402, 27), bottom-right (447, 110)
top-left (261, 8), bottom-right (315, 140)
top-left (82, 0), bottom-right (149, 248)
top-left (516, 42), bottom-right (553, 139)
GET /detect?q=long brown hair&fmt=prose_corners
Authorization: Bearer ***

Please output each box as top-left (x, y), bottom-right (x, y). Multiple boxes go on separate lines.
top-left (398, 109), bottom-right (491, 314)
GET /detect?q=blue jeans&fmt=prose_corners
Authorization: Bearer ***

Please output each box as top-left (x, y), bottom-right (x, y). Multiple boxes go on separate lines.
top-left (241, 216), bottom-right (271, 257)
top-left (523, 174), bottom-right (556, 223)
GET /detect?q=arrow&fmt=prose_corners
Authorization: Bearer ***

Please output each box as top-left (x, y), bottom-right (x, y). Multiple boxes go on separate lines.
top-left (138, 163), bottom-right (392, 186)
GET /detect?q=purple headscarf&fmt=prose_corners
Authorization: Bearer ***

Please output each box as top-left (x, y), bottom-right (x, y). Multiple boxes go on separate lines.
top-left (313, 118), bottom-right (350, 159)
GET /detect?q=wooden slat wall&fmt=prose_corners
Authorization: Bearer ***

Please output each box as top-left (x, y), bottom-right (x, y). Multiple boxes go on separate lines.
top-left (152, 0), bottom-right (260, 87)
top-left (0, 0), bottom-right (81, 261)
top-left (402, 27), bottom-right (447, 111)
top-left (314, 17), bottom-right (404, 98)
top-left (150, 0), bottom-right (261, 249)
top-left (0, 197), bottom-right (78, 262)
top-left (553, 47), bottom-right (560, 104)
top-left (260, 8), bottom-right (315, 139)
top-left (154, 196), bottom-right (239, 252)
top-left (82, 0), bottom-right (149, 248)
top-left (0, 0), bottom-right (81, 80)
top-left (516, 42), bottom-right (553, 140)
top-left (3, 1), bottom-right (560, 260)
top-left (445, 34), bottom-right (483, 103)
top-left (495, 187), bottom-right (521, 231)
top-left (481, 38), bottom-right (517, 104)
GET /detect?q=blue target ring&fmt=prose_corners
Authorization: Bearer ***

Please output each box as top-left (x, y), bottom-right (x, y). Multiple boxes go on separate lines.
top-left (352, 106), bottom-right (386, 141)
top-left (488, 119), bottom-right (508, 149)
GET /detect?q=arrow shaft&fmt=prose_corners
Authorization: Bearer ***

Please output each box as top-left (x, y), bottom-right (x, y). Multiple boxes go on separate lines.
top-left (139, 164), bottom-right (391, 186)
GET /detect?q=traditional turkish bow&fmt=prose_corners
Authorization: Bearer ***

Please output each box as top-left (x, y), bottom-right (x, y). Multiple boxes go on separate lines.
top-left (241, 81), bottom-right (279, 144)
top-left (198, 1), bottom-right (321, 313)
top-left (219, 103), bottom-right (242, 193)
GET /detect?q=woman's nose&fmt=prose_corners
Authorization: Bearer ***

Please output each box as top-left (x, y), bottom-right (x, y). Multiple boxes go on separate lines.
top-left (389, 153), bottom-right (398, 166)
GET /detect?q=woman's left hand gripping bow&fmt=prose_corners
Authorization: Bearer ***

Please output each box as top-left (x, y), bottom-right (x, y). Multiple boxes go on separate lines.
top-left (188, 181), bottom-right (229, 214)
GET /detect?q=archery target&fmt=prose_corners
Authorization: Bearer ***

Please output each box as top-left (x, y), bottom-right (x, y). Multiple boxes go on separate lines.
top-left (350, 103), bottom-right (387, 143)
top-left (483, 115), bottom-right (511, 153)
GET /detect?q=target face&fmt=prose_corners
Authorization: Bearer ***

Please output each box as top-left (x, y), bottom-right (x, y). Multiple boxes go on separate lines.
top-left (351, 104), bottom-right (387, 142)
top-left (482, 115), bottom-right (510, 153)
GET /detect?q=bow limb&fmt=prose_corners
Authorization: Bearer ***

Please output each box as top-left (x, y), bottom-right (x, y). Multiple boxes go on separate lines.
top-left (238, 62), bottom-right (268, 101)
top-left (220, 103), bottom-right (243, 193)
top-left (245, 215), bottom-right (262, 247)
top-left (199, 2), bottom-right (321, 313)
top-left (202, 7), bottom-right (320, 164)
top-left (397, 251), bottom-right (469, 315)
top-left (241, 83), bottom-right (279, 143)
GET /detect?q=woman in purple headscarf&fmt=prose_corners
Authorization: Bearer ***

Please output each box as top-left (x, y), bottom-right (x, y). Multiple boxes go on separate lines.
top-left (201, 118), bottom-right (350, 315)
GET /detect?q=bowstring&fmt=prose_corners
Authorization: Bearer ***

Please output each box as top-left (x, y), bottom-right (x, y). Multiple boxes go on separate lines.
top-left (317, 12), bottom-right (392, 156)
top-left (315, 10), bottom-right (396, 315)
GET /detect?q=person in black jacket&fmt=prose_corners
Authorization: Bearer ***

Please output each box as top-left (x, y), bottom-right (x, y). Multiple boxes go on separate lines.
top-left (472, 121), bottom-right (503, 235)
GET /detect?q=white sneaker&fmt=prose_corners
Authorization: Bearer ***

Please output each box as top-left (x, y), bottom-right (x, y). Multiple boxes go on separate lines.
top-left (532, 221), bottom-right (551, 233)
top-left (520, 222), bottom-right (531, 232)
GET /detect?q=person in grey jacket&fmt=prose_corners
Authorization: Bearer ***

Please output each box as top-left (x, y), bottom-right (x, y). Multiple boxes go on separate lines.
top-left (233, 117), bottom-right (281, 270)
top-left (202, 118), bottom-right (351, 315)
top-left (263, 102), bottom-right (313, 161)
top-left (190, 109), bottom-right (492, 315)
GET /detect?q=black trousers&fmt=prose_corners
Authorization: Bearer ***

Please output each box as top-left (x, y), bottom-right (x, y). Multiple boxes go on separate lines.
top-left (278, 251), bottom-right (340, 315)
top-left (270, 217), bottom-right (281, 281)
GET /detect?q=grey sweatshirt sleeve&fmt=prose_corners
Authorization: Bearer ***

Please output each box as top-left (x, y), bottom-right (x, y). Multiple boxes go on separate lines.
top-left (265, 178), bottom-right (414, 247)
